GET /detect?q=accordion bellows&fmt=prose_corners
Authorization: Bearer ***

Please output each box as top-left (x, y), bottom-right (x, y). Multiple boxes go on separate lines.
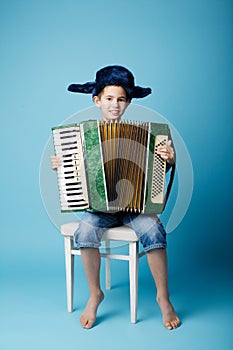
top-left (52, 120), bottom-right (173, 214)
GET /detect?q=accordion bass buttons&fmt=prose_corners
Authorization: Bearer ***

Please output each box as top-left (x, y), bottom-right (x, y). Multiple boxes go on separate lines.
top-left (151, 135), bottom-right (168, 204)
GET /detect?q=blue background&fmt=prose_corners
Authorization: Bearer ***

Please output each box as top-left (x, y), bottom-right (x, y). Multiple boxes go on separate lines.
top-left (1, 1), bottom-right (233, 349)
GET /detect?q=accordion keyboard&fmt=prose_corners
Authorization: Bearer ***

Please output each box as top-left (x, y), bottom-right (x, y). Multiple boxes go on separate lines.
top-left (52, 126), bottom-right (89, 211)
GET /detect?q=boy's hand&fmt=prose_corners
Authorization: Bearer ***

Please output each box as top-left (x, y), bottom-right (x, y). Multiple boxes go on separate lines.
top-left (51, 155), bottom-right (62, 170)
top-left (157, 140), bottom-right (175, 164)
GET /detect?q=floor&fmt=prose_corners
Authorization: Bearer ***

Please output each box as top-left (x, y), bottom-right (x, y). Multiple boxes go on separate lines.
top-left (2, 248), bottom-right (232, 350)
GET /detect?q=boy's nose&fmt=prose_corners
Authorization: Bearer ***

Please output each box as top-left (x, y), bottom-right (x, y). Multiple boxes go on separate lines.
top-left (113, 99), bottom-right (119, 106)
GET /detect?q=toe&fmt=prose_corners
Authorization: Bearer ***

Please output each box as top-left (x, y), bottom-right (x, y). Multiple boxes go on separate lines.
top-left (164, 321), bottom-right (173, 330)
top-left (164, 317), bottom-right (181, 330)
top-left (80, 315), bottom-right (95, 329)
top-left (84, 320), bottom-right (94, 329)
top-left (171, 318), bottom-right (180, 329)
top-left (171, 321), bottom-right (177, 329)
top-left (174, 317), bottom-right (181, 328)
top-left (80, 316), bottom-right (86, 328)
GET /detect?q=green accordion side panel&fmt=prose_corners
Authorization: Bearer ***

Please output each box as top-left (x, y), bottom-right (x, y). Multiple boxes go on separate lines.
top-left (82, 120), bottom-right (107, 212)
top-left (144, 122), bottom-right (170, 214)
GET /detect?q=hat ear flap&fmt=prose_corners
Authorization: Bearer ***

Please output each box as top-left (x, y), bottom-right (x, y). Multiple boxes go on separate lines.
top-left (134, 86), bottom-right (152, 98)
top-left (67, 82), bottom-right (96, 93)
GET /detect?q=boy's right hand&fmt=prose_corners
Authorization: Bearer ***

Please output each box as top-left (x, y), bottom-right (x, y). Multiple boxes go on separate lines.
top-left (51, 155), bottom-right (62, 170)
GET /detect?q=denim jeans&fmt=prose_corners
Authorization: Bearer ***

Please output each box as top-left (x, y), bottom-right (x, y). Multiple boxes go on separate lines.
top-left (74, 211), bottom-right (167, 252)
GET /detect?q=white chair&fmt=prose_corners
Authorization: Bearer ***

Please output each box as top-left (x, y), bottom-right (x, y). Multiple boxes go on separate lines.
top-left (61, 221), bottom-right (146, 323)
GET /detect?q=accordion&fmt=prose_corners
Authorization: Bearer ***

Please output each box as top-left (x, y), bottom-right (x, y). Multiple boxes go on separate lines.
top-left (52, 120), bottom-right (175, 214)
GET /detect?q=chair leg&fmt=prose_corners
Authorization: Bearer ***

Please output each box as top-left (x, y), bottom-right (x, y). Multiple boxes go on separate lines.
top-left (105, 239), bottom-right (111, 290)
top-left (64, 236), bottom-right (74, 312)
top-left (129, 241), bottom-right (139, 323)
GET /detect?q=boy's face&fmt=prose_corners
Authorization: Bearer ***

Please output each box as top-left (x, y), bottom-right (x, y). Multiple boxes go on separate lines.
top-left (93, 85), bottom-right (130, 121)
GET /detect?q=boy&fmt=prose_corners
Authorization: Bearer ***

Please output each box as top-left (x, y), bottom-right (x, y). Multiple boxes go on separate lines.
top-left (51, 65), bottom-right (180, 330)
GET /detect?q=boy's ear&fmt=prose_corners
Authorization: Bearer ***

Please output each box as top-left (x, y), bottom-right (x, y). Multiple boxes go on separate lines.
top-left (93, 95), bottom-right (101, 107)
top-left (125, 99), bottom-right (131, 107)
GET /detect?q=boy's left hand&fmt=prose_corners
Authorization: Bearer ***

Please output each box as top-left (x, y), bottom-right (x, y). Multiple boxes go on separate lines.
top-left (157, 140), bottom-right (175, 164)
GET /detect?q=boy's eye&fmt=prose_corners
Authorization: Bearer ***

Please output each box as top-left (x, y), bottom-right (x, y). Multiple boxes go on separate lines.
top-left (104, 96), bottom-right (127, 102)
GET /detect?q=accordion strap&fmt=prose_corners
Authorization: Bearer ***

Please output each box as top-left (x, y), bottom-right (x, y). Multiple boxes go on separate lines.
top-left (163, 163), bottom-right (176, 212)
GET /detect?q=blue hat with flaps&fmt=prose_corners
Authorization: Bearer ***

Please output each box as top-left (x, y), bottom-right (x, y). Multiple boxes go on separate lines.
top-left (67, 65), bottom-right (152, 100)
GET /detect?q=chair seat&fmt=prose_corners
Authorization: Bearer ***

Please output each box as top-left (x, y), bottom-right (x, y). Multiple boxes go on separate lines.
top-left (61, 221), bottom-right (139, 242)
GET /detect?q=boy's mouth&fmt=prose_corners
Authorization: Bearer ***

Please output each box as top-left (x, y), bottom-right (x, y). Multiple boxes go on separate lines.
top-left (110, 110), bottom-right (120, 116)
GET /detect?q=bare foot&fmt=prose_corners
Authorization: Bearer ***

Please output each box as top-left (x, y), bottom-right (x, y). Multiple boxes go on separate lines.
top-left (156, 296), bottom-right (181, 330)
top-left (80, 291), bottom-right (104, 329)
